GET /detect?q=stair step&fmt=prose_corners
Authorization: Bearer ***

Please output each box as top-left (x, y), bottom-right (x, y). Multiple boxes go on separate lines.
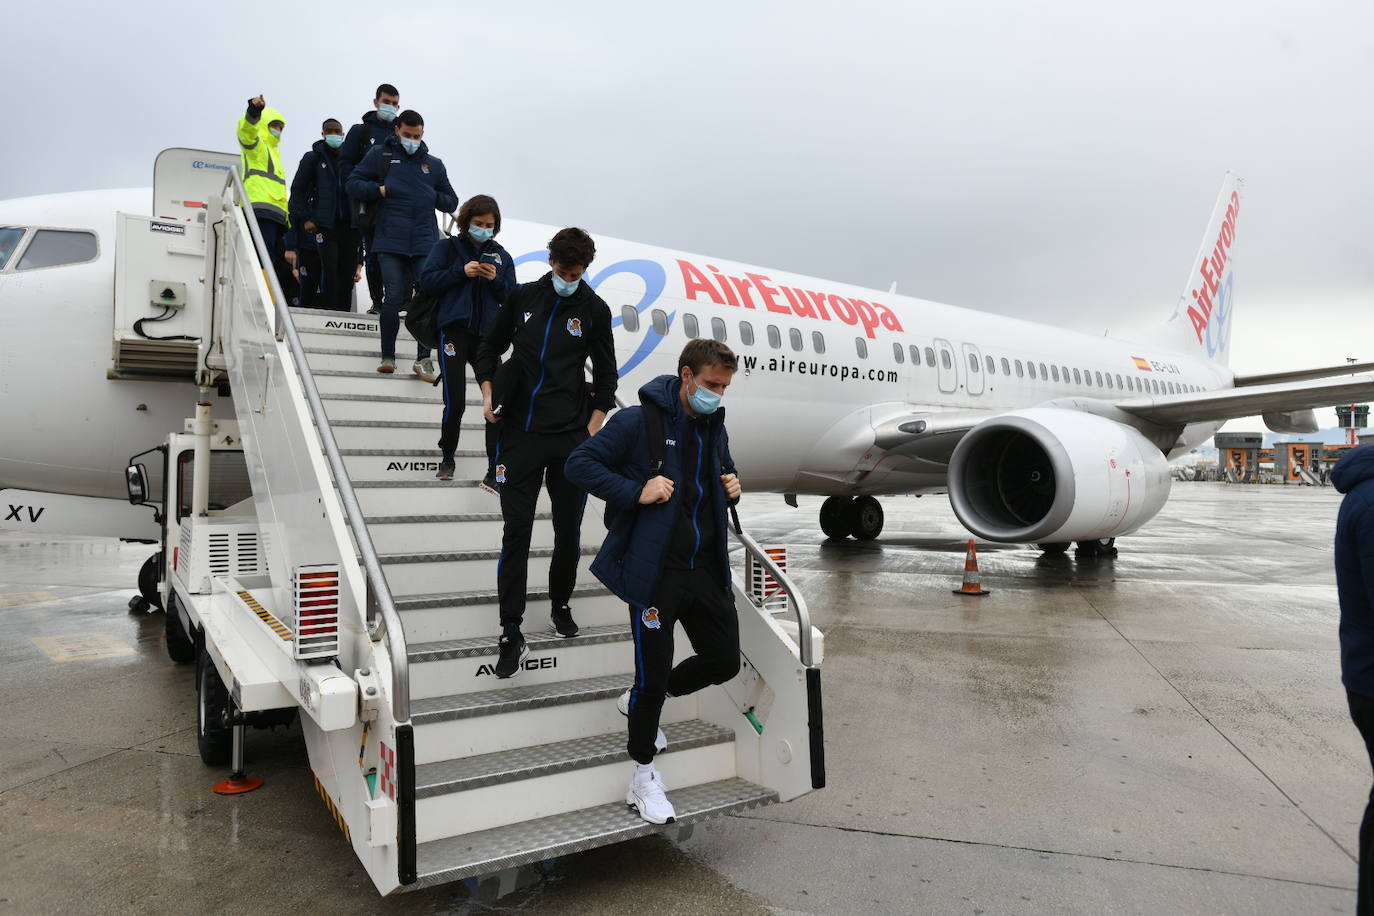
top-left (298, 324), bottom-right (416, 346)
top-left (350, 479), bottom-right (524, 515)
top-left (413, 778), bottom-right (778, 887)
top-left (361, 512), bottom-right (535, 554)
top-left (396, 580), bottom-right (613, 614)
top-left (415, 724), bottom-right (737, 843)
top-left (323, 395), bottom-right (444, 424)
top-left (412, 672), bottom-right (630, 726)
top-left (415, 719), bottom-right (731, 798)
top-left (380, 545), bottom-right (599, 597)
top-left (399, 590), bottom-right (624, 644)
top-left (303, 348), bottom-right (434, 374)
top-left (341, 449), bottom-right (488, 481)
top-left (329, 421), bottom-right (482, 451)
top-left (312, 369), bottom-right (485, 400)
top-left (407, 624), bottom-right (633, 700)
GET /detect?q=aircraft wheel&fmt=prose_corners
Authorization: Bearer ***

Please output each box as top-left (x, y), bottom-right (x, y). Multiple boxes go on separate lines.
top-left (1037, 542), bottom-right (1071, 555)
top-left (197, 647), bottom-right (233, 766)
top-left (846, 496), bottom-right (884, 541)
top-left (819, 496), bottom-right (853, 540)
top-left (165, 596), bottom-right (196, 665)
top-left (1075, 537), bottom-right (1117, 557)
top-left (138, 552), bottom-right (163, 611)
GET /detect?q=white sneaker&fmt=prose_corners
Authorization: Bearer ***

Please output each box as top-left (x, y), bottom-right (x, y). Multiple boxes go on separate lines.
top-left (413, 358), bottom-right (438, 383)
top-left (616, 689), bottom-right (666, 751)
top-left (627, 765), bottom-right (676, 825)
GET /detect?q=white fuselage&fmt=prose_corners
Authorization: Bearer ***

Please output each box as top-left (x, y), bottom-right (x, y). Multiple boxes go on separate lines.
top-left (0, 192), bottom-right (1224, 504)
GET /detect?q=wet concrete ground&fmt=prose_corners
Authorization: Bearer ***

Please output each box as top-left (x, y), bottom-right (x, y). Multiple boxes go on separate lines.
top-left (0, 482), bottom-right (1362, 914)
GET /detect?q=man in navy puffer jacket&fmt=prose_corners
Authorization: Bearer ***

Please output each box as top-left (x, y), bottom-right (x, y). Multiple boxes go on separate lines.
top-left (565, 339), bottom-right (742, 825)
top-left (287, 119), bottom-right (361, 311)
top-left (346, 109), bottom-right (457, 381)
top-left (1333, 445), bottom-right (1374, 913)
top-left (419, 194), bottom-right (515, 485)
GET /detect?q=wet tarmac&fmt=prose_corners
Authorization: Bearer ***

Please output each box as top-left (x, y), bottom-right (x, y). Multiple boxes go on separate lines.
top-left (0, 482), bottom-right (1362, 914)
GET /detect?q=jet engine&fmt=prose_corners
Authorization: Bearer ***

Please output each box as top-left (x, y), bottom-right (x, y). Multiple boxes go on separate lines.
top-left (946, 408), bottom-right (1172, 544)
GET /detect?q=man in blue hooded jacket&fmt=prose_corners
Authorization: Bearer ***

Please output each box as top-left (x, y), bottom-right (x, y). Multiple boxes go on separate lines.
top-left (340, 83), bottom-right (401, 314)
top-left (288, 119), bottom-right (362, 311)
top-left (346, 109), bottom-right (458, 382)
top-left (1333, 445), bottom-right (1374, 913)
top-left (565, 338), bottom-right (742, 825)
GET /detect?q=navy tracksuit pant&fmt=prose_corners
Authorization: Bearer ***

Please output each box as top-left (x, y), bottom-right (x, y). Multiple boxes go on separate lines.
top-left (626, 565), bottom-right (740, 765)
top-left (437, 324), bottom-right (498, 474)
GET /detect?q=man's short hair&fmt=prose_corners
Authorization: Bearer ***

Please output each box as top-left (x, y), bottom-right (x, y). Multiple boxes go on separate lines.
top-left (457, 194), bottom-right (502, 238)
top-left (679, 339), bottom-right (738, 375)
top-left (548, 227), bottom-right (596, 269)
top-left (322, 118), bottom-right (342, 130)
top-left (396, 109), bottom-right (424, 128)
top-left (375, 83), bottom-right (399, 100)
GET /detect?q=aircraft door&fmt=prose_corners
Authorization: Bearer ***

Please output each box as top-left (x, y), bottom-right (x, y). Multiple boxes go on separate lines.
top-left (961, 342), bottom-right (984, 396)
top-left (933, 338), bottom-right (958, 394)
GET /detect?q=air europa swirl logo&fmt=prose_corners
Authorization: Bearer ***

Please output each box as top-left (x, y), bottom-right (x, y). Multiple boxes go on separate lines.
top-left (1186, 190), bottom-right (1240, 358)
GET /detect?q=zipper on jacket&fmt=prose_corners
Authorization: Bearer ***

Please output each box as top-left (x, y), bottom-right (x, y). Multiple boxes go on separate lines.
top-left (524, 295), bottom-right (562, 432)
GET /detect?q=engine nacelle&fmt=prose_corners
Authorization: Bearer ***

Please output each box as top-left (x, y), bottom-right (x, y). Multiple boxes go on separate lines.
top-left (947, 408), bottom-right (1172, 543)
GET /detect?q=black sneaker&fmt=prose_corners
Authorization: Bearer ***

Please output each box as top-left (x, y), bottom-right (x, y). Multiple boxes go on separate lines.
top-left (495, 634), bottom-right (528, 679)
top-left (435, 457), bottom-right (455, 481)
top-left (366, 306), bottom-right (379, 316)
top-left (551, 605), bottom-right (579, 638)
top-left (478, 474), bottom-right (499, 495)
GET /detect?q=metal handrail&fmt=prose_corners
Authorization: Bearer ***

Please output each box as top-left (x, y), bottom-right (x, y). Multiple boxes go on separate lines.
top-left (225, 172), bottom-right (411, 722)
top-left (604, 388), bottom-right (816, 668)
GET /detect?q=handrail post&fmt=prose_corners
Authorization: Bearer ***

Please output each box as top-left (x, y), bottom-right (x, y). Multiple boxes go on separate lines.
top-left (222, 171), bottom-right (411, 723)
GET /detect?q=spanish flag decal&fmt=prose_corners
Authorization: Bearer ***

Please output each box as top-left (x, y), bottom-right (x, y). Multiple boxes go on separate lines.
top-left (1131, 356), bottom-right (1152, 371)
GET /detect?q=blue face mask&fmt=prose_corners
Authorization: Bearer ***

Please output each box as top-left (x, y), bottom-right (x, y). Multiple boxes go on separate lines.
top-left (324, 134), bottom-right (344, 149)
top-left (377, 104), bottom-right (398, 122)
top-left (551, 273), bottom-right (580, 297)
top-left (269, 127), bottom-right (282, 140)
top-left (688, 376), bottom-right (722, 415)
top-left (469, 225), bottom-right (494, 243)
top-left (399, 137), bottom-right (420, 155)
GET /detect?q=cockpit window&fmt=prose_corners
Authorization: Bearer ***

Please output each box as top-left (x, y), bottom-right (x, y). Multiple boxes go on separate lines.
top-left (0, 227), bottom-right (24, 270)
top-left (16, 229), bottom-right (98, 270)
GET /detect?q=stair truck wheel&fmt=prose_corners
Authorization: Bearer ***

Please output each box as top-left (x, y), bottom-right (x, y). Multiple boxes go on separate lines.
top-left (164, 595), bottom-right (196, 665)
top-left (197, 647), bottom-right (233, 766)
top-left (1037, 542), bottom-right (1071, 555)
top-left (845, 495), bottom-right (884, 541)
top-left (138, 552), bottom-right (163, 611)
top-left (819, 496), bottom-right (852, 540)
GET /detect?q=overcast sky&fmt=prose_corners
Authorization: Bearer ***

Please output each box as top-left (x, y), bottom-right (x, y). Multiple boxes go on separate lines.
top-left (6, 1), bottom-right (1373, 431)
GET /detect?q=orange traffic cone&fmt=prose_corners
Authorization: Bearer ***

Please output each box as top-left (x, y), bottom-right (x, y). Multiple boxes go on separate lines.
top-left (952, 538), bottom-right (990, 596)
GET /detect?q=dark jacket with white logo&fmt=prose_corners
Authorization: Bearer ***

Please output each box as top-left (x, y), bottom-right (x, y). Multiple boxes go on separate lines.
top-left (565, 374), bottom-right (737, 608)
top-left (1333, 446), bottom-right (1374, 697)
top-left (418, 234), bottom-right (516, 336)
top-left (339, 110), bottom-right (394, 183)
top-left (286, 140), bottom-right (351, 250)
top-left (474, 273), bottom-right (617, 434)
top-left (345, 136), bottom-right (458, 257)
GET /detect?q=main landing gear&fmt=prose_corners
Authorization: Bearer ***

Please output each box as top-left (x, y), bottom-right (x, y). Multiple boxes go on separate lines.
top-left (1037, 538), bottom-right (1117, 557)
top-left (819, 495), bottom-right (884, 541)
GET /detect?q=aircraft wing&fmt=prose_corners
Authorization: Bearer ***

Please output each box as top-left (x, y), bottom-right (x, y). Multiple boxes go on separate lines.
top-left (1232, 361), bottom-right (1374, 388)
top-left (1116, 373), bottom-right (1374, 425)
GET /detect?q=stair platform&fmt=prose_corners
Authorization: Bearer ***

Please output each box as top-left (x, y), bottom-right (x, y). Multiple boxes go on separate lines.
top-left (410, 777), bottom-right (778, 889)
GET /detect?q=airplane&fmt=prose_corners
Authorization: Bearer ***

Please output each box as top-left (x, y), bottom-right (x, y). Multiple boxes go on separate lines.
top-left (3, 164), bottom-right (1372, 558)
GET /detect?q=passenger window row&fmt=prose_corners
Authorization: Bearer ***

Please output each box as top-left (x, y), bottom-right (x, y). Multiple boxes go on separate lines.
top-left (0, 227), bottom-right (99, 272)
top-left (620, 305), bottom-right (1206, 396)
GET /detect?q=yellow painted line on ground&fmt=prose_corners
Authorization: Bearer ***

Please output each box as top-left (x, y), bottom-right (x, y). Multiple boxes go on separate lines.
top-left (0, 590), bottom-right (59, 609)
top-left (31, 633), bottom-right (135, 663)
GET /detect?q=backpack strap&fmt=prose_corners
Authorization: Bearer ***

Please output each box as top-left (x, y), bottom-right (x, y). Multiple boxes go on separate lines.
top-left (639, 391), bottom-right (666, 475)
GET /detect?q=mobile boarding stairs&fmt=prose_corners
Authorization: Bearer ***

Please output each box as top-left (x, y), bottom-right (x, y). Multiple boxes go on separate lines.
top-left (118, 150), bottom-right (824, 895)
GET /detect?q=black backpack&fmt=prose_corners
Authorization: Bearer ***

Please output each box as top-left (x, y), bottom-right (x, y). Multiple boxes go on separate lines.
top-left (604, 392), bottom-right (667, 530)
top-left (404, 236), bottom-right (459, 354)
top-left (350, 153), bottom-right (394, 234)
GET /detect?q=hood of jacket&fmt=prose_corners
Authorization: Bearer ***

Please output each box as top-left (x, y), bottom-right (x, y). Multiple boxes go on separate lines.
top-left (260, 107), bottom-right (286, 147)
top-left (1333, 445), bottom-right (1374, 493)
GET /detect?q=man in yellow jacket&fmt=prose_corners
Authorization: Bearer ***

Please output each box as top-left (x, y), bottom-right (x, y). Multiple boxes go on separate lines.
top-left (238, 94), bottom-right (298, 305)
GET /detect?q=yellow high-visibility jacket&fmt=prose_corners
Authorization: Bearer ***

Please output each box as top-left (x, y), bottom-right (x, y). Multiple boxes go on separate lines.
top-left (237, 106), bottom-right (289, 224)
